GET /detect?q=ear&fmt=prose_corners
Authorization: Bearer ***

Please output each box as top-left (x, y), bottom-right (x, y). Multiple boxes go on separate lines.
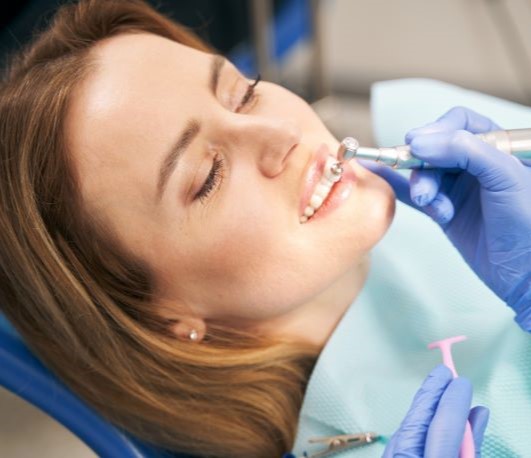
top-left (169, 316), bottom-right (207, 342)
top-left (154, 296), bottom-right (207, 342)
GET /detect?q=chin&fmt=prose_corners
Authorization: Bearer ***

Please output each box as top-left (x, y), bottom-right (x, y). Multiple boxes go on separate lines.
top-left (355, 167), bottom-right (396, 249)
top-left (375, 174), bottom-right (396, 228)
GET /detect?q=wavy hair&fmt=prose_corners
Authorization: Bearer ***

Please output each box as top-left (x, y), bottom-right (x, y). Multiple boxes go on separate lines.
top-left (0, 1), bottom-right (318, 456)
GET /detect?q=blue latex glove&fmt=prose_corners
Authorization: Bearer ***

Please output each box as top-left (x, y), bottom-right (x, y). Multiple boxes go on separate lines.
top-left (383, 365), bottom-right (489, 458)
top-left (362, 106), bottom-right (531, 331)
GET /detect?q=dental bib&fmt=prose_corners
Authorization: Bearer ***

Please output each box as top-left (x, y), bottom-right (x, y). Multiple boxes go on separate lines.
top-left (292, 200), bottom-right (531, 458)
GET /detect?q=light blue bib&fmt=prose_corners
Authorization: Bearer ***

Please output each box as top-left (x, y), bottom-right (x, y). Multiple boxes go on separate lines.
top-left (293, 80), bottom-right (531, 457)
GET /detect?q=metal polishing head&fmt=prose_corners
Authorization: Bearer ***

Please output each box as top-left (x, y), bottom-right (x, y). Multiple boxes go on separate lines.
top-left (337, 137), bottom-right (360, 161)
top-left (330, 162), bottom-right (343, 176)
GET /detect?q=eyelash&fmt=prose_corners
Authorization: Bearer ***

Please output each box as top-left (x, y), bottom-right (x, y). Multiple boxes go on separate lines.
top-left (236, 73), bottom-right (261, 112)
top-left (194, 74), bottom-right (261, 203)
top-left (195, 155), bottom-right (224, 204)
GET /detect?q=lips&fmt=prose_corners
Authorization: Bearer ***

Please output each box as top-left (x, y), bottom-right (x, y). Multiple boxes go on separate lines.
top-left (298, 143), bottom-right (331, 216)
top-left (298, 143), bottom-right (357, 222)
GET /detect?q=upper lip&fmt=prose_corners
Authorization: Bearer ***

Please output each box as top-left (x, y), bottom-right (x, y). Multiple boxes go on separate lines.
top-left (298, 143), bottom-right (336, 216)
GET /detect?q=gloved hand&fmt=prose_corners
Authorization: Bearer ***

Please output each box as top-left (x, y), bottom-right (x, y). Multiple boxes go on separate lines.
top-left (383, 365), bottom-right (489, 458)
top-left (363, 106), bottom-right (531, 331)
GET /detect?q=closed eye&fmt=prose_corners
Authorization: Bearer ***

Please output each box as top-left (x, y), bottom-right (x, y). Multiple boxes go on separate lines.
top-left (194, 74), bottom-right (261, 204)
top-left (236, 73), bottom-right (261, 112)
top-left (194, 154), bottom-right (224, 203)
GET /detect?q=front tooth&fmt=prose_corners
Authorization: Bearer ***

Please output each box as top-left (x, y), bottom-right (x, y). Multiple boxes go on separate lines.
top-left (314, 183), bottom-right (331, 199)
top-left (304, 206), bottom-right (315, 217)
top-left (310, 195), bottom-right (323, 209)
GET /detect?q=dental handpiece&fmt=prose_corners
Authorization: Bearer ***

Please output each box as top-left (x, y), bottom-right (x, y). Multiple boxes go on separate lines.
top-left (336, 128), bottom-right (531, 170)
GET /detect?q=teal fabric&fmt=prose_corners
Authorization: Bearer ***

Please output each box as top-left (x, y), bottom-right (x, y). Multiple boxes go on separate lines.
top-left (371, 78), bottom-right (531, 146)
top-left (292, 80), bottom-right (531, 457)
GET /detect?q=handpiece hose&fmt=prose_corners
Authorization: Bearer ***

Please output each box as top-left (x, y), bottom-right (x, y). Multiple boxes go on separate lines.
top-left (338, 128), bottom-right (531, 169)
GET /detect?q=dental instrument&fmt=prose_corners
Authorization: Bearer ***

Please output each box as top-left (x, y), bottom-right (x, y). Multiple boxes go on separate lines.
top-left (283, 431), bottom-right (379, 458)
top-left (307, 432), bottom-right (379, 458)
top-left (428, 335), bottom-right (474, 458)
top-left (335, 128), bottom-right (531, 170)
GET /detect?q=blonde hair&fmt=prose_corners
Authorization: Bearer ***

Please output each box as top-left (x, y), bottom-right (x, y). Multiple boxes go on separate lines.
top-left (0, 1), bottom-right (319, 456)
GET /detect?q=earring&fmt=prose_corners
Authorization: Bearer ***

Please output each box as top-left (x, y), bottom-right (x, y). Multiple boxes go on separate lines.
top-left (188, 329), bottom-right (199, 342)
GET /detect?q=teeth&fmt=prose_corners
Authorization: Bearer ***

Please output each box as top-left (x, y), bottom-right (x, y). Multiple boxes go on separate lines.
top-left (314, 183), bottom-right (332, 198)
top-left (300, 156), bottom-right (341, 224)
top-left (310, 194), bottom-right (323, 209)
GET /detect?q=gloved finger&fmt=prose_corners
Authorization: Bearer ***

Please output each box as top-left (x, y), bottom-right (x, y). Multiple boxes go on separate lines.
top-left (468, 406), bottom-right (490, 457)
top-left (383, 365), bottom-right (453, 458)
top-left (357, 159), bottom-right (416, 208)
top-left (424, 377), bottom-right (473, 458)
top-left (421, 192), bottom-right (455, 226)
top-left (361, 155), bottom-right (456, 225)
top-left (409, 130), bottom-right (524, 193)
top-left (405, 106), bottom-right (501, 143)
top-left (410, 169), bottom-right (444, 207)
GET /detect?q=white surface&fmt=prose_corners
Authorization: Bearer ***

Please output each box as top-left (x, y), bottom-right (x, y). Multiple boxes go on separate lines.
top-left (322, 0), bottom-right (531, 103)
top-left (0, 387), bottom-right (96, 458)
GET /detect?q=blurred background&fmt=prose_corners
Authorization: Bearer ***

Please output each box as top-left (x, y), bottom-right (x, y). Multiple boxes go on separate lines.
top-left (1, 0), bottom-right (530, 456)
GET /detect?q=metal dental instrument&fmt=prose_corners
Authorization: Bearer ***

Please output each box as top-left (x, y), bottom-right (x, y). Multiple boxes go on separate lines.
top-left (336, 128), bottom-right (531, 170)
top-left (306, 431), bottom-right (379, 458)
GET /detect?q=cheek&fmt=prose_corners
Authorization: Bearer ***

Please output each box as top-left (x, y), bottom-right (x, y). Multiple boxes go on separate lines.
top-left (188, 193), bottom-right (315, 315)
top-left (342, 168), bottom-right (396, 250)
top-left (205, 194), bottom-right (282, 278)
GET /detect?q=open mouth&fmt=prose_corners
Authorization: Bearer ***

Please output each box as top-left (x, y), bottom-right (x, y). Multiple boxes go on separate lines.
top-left (300, 156), bottom-right (342, 223)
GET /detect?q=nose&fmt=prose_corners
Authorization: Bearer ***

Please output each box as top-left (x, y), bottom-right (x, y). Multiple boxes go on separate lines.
top-left (216, 113), bottom-right (302, 177)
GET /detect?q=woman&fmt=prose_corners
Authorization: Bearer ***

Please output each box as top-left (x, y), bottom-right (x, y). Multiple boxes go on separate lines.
top-left (0, 1), bottom-right (393, 456)
top-left (1, 0), bottom-right (528, 456)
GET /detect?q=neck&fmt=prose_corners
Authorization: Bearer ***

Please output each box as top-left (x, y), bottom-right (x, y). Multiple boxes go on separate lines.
top-left (258, 255), bottom-right (371, 349)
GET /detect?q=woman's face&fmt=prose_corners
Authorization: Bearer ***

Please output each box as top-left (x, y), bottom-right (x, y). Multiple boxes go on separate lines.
top-left (67, 33), bottom-right (395, 341)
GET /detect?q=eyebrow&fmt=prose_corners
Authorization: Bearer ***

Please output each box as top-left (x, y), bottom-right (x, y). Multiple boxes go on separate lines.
top-left (155, 54), bottom-right (225, 202)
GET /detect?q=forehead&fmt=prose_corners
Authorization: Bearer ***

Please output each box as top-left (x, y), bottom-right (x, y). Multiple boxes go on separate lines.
top-left (91, 32), bottom-right (209, 86)
top-left (66, 33), bottom-right (210, 214)
top-left (72, 32), bottom-right (212, 139)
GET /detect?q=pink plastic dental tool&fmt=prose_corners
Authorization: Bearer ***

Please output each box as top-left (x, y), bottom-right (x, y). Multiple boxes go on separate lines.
top-left (428, 335), bottom-right (474, 458)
